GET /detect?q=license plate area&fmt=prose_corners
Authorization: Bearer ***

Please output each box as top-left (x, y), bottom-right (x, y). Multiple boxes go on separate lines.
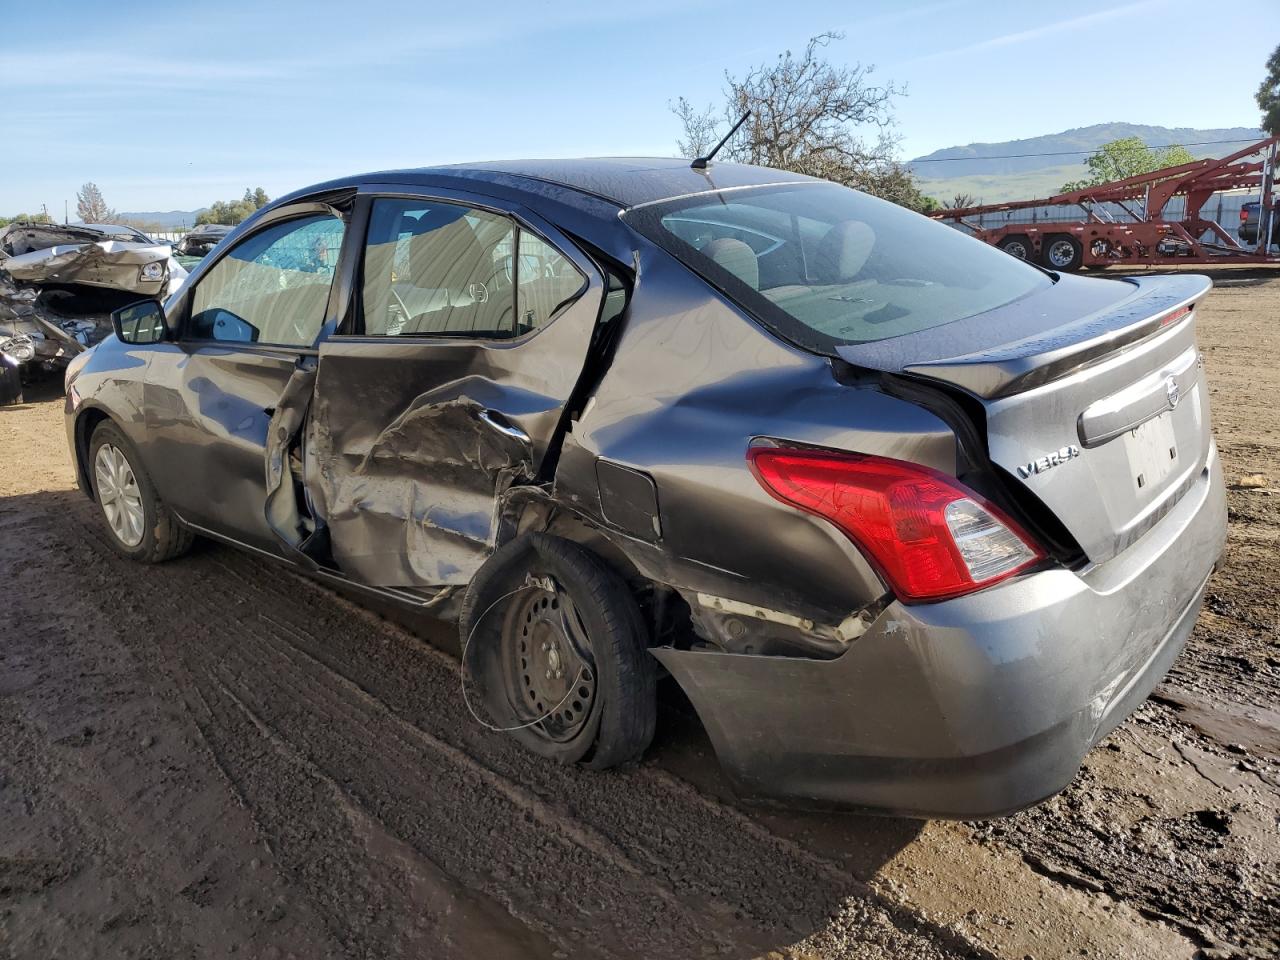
top-left (1124, 412), bottom-right (1178, 492)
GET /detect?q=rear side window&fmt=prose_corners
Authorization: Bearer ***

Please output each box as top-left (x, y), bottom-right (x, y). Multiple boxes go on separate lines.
top-left (625, 183), bottom-right (1051, 354)
top-left (188, 213), bottom-right (344, 346)
top-left (360, 198), bottom-right (585, 338)
top-left (516, 231), bottom-right (587, 330)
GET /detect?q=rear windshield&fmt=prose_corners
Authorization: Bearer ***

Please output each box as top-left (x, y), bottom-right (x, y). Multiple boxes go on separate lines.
top-left (625, 182), bottom-right (1051, 354)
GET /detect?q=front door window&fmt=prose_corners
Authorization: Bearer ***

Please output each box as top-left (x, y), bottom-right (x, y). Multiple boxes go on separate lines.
top-left (188, 214), bottom-right (345, 347)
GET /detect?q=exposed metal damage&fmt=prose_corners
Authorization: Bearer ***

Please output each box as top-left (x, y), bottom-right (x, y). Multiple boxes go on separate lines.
top-left (1, 279), bottom-right (108, 384)
top-left (0, 222), bottom-right (188, 386)
top-left (307, 386), bottom-right (536, 586)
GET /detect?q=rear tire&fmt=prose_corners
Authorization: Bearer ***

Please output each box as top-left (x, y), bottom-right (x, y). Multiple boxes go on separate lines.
top-left (997, 235), bottom-right (1035, 261)
top-left (460, 533), bottom-right (656, 769)
top-left (89, 421), bottom-right (194, 563)
top-left (1042, 234), bottom-right (1083, 271)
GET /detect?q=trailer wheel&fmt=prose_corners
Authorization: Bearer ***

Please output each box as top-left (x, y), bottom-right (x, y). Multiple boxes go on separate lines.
top-left (1043, 235), bottom-right (1083, 271)
top-left (997, 235), bottom-right (1034, 261)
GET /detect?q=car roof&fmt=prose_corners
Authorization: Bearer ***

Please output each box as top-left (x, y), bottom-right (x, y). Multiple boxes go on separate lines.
top-left (84, 223), bottom-right (141, 234)
top-left (306, 157), bottom-right (818, 209)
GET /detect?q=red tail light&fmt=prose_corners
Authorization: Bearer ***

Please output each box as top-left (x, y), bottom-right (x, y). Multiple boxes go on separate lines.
top-left (1241, 209), bottom-right (1250, 222)
top-left (748, 447), bottom-right (1046, 603)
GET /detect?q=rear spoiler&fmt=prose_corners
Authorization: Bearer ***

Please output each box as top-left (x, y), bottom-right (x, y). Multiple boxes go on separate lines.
top-left (837, 274), bottom-right (1210, 399)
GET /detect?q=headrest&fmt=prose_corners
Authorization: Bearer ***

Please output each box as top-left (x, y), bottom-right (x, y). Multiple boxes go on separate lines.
top-left (702, 237), bottom-right (759, 290)
top-left (814, 220), bottom-right (874, 283)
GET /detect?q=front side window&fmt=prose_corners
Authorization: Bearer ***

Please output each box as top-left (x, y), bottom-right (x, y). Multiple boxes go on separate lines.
top-left (626, 183), bottom-right (1051, 354)
top-left (360, 198), bottom-right (584, 338)
top-left (188, 213), bottom-right (345, 347)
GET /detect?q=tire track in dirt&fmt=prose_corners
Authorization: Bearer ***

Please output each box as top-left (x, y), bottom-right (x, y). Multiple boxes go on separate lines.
top-left (47, 495), bottom-right (967, 960)
top-left (0, 492), bottom-right (341, 960)
top-left (216, 545), bottom-right (991, 957)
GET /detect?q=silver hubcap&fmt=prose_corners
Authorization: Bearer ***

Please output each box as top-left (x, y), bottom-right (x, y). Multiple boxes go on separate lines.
top-left (1048, 240), bottom-right (1076, 267)
top-left (94, 443), bottom-right (144, 547)
top-left (1005, 240), bottom-right (1029, 259)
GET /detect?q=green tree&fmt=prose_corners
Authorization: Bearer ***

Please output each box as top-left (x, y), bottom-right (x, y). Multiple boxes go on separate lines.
top-left (1258, 43), bottom-right (1280, 135)
top-left (672, 34), bottom-right (936, 213)
top-left (0, 211), bottom-right (53, 227)
top-left (195, 188), bottom-right (270, 226)
top-left (1059, 138), bottom-right (1196, 193)
top-left (76, 182), bottom-right (117, 223)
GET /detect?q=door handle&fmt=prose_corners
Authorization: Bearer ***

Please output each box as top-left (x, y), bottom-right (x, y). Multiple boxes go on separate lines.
top-left (477, 409), bottom-right (531, 444)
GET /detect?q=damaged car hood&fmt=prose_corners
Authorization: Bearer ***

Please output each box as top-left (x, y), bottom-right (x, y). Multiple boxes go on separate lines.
top-left (0, 222), bottom-right (188, 298)
top-left (2, 239), bottom-right (187, 296)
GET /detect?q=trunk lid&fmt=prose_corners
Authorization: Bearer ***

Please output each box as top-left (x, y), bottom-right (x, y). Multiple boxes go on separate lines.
top-left (839, 273), bottom-right (1212, 565)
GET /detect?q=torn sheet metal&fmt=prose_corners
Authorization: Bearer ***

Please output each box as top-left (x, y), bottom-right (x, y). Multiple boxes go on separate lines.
top-left (2, 240), bottom-right (185, 298)
top-left (0, 224), bottom-right (188, 382)
top-left (688, 591), bottom-right (881, 658)
top-left (1, 222), bottom-right (188, 298)
top-left (264, 360), bottom-right (326, 566)
top-left (0, 280), bottom-right (115, 377)
top-left (306, 240), bottom-right (605, 590)
top-left (307, 379), bottom-right (535, 585)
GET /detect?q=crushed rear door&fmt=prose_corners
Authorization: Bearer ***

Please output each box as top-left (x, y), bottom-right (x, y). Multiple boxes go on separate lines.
top-left (305, 194), bottom-right (606, 588)
top-left (840, 273), bottom-right (1213, 564)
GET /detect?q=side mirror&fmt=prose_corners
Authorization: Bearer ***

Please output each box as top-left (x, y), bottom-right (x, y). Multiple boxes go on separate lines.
top-left (112, 298), bottom-right (170, 345)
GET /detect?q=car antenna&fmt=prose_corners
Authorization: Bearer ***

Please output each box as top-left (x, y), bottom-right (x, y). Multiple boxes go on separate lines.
top-left (691, 110), bottom-right (751, 169)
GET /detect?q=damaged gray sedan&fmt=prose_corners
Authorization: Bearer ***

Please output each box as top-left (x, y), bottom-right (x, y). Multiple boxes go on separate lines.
top-left (63, 159), bottom-right (1227, 817)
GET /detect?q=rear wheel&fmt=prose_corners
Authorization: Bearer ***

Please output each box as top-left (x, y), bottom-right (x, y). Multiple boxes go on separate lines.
top-left (997, 235), bottom-right (1035, 261)
top-left (1042, 234), bottom-right (1083, 271)
top-left (89, 421), bottom-right (194, 563)
top-left (460, 533), bottom-right (656, 769)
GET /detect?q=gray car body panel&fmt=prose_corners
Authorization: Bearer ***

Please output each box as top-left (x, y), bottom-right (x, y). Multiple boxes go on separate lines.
top-left (63, 159), bottom-right (1228, 816)
top-left (655, 445), bottom-right (1225, 817)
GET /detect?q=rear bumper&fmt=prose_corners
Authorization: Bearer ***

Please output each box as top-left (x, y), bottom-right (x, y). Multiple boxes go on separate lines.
top-left (654, 445), bottom-right (1227, 818)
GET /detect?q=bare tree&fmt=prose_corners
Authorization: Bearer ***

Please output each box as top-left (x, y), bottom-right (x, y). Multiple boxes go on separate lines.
top-left (672, 34), bottom-right (935, 210)
top-left (76, 182), bottom-right (117, 223)
top-left (944, 193), bottom-right (979, 210)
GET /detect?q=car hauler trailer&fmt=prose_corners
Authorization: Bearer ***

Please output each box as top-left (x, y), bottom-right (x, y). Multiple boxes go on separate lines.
top-left (932, 136), bottom-right (1280, 271)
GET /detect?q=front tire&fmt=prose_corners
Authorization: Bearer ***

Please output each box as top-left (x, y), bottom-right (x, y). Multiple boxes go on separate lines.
top-left (460, 533), bottom-right (657, 769)
top-left (89, 421), bottom-right (194, 563)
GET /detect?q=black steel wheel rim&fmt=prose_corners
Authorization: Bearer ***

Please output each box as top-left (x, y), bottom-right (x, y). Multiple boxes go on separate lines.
top-left (500, 577), bottom-right (597, 742)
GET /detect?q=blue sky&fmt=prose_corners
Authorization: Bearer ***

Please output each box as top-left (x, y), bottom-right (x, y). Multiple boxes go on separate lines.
top-left (4, 0), bottom-right (1276, 215)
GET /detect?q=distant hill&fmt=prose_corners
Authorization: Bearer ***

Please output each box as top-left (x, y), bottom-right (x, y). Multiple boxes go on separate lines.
top-left (909, 123), bottom-right (1267, 204)
top-left (117, 209), bottom-right (206, 229)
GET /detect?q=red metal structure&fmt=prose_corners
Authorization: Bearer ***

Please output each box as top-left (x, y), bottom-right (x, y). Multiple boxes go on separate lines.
top-left (932, 136), bottom-right (1280, 270)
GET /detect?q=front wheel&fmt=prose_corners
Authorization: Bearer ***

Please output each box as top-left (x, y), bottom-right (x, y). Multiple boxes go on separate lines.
top-left (89, 421), bottom-right (194, 563)
top-left (460, 533), bottom-right (657, 769)
top-left (1042, 234), bottom-right (1083, 271)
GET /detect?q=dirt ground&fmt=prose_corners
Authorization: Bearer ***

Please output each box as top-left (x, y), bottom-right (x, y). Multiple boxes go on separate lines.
top-left (1, 270), bottom-right (1277, 960)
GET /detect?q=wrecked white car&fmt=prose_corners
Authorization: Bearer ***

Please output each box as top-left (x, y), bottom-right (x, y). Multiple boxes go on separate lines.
top-left (0, 221), bottom-right (186, 299)
top-left (0, 222), bottom-right (187, 381)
